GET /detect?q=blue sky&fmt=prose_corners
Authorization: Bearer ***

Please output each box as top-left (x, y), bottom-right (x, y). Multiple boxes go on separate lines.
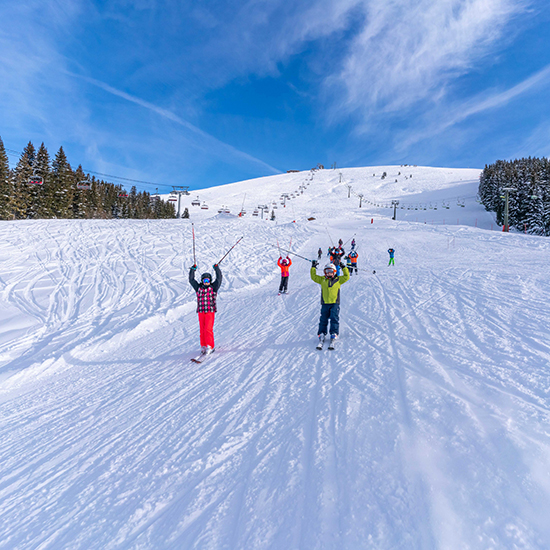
top-left (1, 0), bottom-right (549, 193)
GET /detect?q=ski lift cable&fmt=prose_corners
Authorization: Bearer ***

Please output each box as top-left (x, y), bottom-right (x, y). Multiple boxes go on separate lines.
top-left (4, 146), bottom-right (169, 189)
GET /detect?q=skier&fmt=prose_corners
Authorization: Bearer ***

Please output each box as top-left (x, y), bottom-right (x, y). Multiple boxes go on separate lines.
top-left (189, 263), bottom-right (222, 355)
top-left (310, 259), bottom-right (350, 349)
top-left (388, 248), bottom-right (395, 266)
top-left (277, 256), bottom-right (292, 294)
top-left (331, 245), bottom-right (345, 274)
top-left (348, 249), bottom-right (358, 275)
top-left (351, 238), bottom-right (356, 250)
top-left (317, 247), bottom-right (323, 260)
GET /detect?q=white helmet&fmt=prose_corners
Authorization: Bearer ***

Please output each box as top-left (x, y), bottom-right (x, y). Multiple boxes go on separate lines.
top-left (324, 263), bottom-right (336, 276)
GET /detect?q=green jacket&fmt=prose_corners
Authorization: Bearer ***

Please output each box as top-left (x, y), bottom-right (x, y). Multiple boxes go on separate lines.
top-left (310, 266), bottom-right (350, 304)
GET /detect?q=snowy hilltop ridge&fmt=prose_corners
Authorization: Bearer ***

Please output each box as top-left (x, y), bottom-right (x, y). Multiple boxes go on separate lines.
top-left (171, 164), bottom-right (487, 228)
top-left (1, 164), bottom-right (550, 550)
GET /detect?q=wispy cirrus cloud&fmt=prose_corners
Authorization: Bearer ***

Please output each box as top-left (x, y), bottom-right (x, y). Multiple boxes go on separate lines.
top-left (324, 0), bottom-right (533, 123)
top-left (69, 73), bottom-right (280, 175)
top-left (397, 63), bottom-right (550, 151)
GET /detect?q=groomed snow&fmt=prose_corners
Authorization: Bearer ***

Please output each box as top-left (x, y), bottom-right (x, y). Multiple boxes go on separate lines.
top-left (1, 166), bottom-right (550, 550)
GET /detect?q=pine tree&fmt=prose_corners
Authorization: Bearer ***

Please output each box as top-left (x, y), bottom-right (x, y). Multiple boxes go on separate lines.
top-left (13, 142), bottom-right (36, 219)
top-left (32, 143), bottom-right (51, 218)
top-left (0, 137), bottom-right (12, 220)
top-left (51, 147), bottom-right (74, 218)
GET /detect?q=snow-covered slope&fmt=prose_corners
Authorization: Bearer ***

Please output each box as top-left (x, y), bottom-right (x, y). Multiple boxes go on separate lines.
top-left (1, 166), bottom-right (550, 550)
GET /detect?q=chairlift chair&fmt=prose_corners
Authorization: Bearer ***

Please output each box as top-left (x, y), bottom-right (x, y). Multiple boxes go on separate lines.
top-left (77, 181), bottom-right (91, 190)
top-left (191, 197), bottom-right (201, 206)
top-left (200, 202), bottom-right (209, 210)
top-left (28, 172), bottom-right (44, 185)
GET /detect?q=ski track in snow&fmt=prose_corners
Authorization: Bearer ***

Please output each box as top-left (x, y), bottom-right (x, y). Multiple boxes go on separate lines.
top-left (1, 166), bottom-right (550, 550)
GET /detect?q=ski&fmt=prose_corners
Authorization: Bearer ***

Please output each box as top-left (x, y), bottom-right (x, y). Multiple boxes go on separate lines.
top-left (190, 349), bottom-right (215, 364)
top-left (316, 336), bottom-right (325, 350)
top-left (328, 336), bottom-right (337, 350)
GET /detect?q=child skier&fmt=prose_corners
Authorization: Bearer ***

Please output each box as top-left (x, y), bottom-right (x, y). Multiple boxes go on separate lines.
top-left (351, 238), bottom-right (356, 250)
top-left (317, 247), bottom-right (323, 260)
top-left (388, 248), bottom-right (395, 266)
top-left (189, 264), bottom-right (222, 355)
top-left (348, 249), bottom-right (358, 275)
top-left (310, 259), bottom-right (350, 349)
top-left (277, 256), bottom-right (292, 294)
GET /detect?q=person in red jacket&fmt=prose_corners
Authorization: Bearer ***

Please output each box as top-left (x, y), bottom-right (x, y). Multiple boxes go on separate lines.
top-left (277, 256), bottom-right (292, 294)
top-left (189, 264), bottom-right (222, 354)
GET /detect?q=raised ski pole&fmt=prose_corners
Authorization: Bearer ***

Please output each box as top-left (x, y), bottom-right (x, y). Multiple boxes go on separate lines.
top-left (271, 245), bottom-right (313, 263)
top-left (343, 233), bottom-right (356, 247)
top-left (216, 236), bottom-right (243, 265)
top-left (192, 223), bottom-right (196, 265)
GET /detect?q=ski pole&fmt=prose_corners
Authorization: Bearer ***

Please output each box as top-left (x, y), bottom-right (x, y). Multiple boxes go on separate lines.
top-left (216, 236), bottom-right (243, 265)
top-left (192, 223), bottom-right (196, 266)
top-left (325, 226), bottom-right (334, 246)
top-left (271, 244), bottom-right (313, 263)
top-left (343, 233), bottom-right (356, 247)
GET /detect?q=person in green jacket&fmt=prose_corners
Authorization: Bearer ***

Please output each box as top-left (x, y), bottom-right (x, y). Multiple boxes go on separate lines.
top-left (311, 260), bottom-right (350, 344)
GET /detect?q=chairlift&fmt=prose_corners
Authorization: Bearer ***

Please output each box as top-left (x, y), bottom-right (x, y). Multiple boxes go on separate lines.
top-left (253, 209), bottom-right (259, 216)
top-left (191, 197), bottom-right (201, 206)
top-left (118, 191), bottom-right (128, 198)
top-left (77, 181), bottom-right (91, 190)
top-left (28, 171), bottom-right (43, 185)
top-left (200, 202), bottom-right (209, 210)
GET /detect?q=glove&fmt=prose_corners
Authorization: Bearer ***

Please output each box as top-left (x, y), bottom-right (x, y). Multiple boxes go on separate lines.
top-left (312, 260), bottom-right (318, 268)
top-left (191, 264), bottom-right (197, 270)
top-left (340, 261), bottom-right (347, 269)
top-left (213, 264), bottom-right (218, 269)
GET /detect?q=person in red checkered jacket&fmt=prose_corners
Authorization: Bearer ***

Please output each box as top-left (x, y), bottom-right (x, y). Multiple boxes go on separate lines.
top-left (189, 264), bottom-right (222, 354)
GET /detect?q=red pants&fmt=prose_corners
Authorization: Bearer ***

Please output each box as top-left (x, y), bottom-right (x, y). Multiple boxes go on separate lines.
top-left (198, 312), bottom-right (216, 348)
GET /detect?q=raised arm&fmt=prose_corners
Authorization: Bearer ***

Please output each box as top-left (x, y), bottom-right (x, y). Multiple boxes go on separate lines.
top-left (189, 266), bottom-right (199, 291)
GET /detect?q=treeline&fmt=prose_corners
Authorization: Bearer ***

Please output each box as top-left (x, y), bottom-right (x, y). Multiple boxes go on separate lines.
top-left (478, 157), bottom-right (550, 235)
top-left (0, 138), bottom-right (176, 220)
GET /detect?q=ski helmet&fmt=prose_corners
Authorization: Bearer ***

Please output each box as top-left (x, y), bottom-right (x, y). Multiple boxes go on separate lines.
top-left (201, 272), bottom-right (212, 284)
top-left (324, 263), bottom-right (336, 276)
top-left (281, 259), bottom-right (289, 266)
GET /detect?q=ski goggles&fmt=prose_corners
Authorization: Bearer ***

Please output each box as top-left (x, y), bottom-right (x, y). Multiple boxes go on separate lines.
top-left (202, 278), bottom-right (211, 284)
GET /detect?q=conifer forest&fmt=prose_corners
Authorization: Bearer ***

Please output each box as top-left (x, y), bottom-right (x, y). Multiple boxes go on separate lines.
top-left (0, 138), bottom-right (176, 220)
top-left (478, 157), bottom-right (550, 235)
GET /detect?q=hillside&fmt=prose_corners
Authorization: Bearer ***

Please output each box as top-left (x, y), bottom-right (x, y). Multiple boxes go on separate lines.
top-left (1, 166), bottom-right (550, 550)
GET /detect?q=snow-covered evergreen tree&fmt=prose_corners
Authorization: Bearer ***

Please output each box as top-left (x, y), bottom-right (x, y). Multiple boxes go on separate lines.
top-left (0, 137), bottom-right (12, 220)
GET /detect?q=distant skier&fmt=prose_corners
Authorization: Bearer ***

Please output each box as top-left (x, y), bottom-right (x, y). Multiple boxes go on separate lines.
top-left (189, 263), bottom-right (222, 355)
top-left (348, 249), bottom-right (359, 275)
top-left (317, 247), bottom-right (323, 260)
top-left (388, 248), bottom-right (395, 266)
top-left (277, 256), bottom-right (292, 294)
top-left (351, 238), bottom-right (356, 250)
top-left (331, 245), bottom-right (345, 274)
top-left (310, 259), bottom-right (350, 349)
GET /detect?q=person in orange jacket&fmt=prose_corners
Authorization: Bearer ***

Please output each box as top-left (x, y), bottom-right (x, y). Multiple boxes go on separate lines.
top-left (277, 256), bottom-right (292, 294)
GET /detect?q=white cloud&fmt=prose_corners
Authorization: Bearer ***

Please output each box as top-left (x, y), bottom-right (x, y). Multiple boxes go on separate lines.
top-left (326, 0), bottom-right (532, 121)
top-left (397, 63), bottom-right (550, 150)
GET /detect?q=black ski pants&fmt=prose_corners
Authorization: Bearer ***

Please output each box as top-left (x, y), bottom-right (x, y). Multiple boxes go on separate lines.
top-left (279, 275), bottom-right (289, 293)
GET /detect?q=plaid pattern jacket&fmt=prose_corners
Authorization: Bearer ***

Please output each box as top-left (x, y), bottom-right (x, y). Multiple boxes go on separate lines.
top-left (189, 265), bottom-right (222, 313)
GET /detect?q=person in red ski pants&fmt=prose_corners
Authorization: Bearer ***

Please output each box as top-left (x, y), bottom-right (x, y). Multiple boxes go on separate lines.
top-left (189, 264), bottom-right (222, 354)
